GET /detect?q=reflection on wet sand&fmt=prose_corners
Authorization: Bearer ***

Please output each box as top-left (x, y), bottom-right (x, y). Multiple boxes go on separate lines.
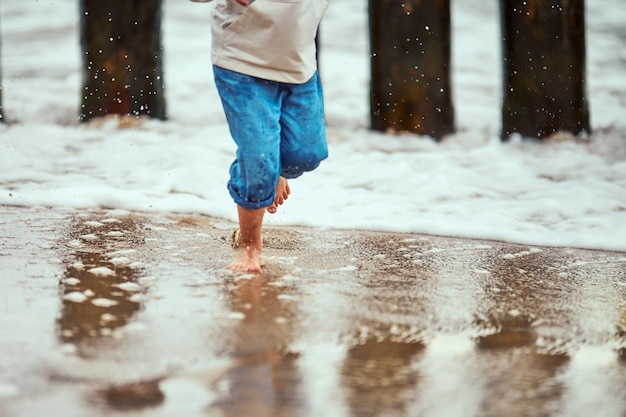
top-left (349, 233), bottom-right (626, 417)
top-left (214, 269), bottom-right (305, 417)
top-left (57, 215), bottom-right (145, 349)
top-left (341, 338), bottom-right (424, 417)
top-left (44, 214), bottom-right (626, 416)
top-left (99, 377), bottom-right (165, 411)
top-left (54, 213), bottom-right (162, 410)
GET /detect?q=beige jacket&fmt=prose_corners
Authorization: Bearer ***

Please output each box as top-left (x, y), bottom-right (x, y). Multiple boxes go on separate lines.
top-left (209, 0), bottom-right (328, 83)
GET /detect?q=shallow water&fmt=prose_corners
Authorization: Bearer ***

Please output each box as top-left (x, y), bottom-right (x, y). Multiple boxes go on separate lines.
top-left (0, 206), bottom-right (625, 417)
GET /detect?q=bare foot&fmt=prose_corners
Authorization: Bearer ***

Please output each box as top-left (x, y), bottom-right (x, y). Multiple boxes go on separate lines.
top-left (266, 177), bottom-right (290, 214)
top-left (229, 243), bottom-right (262, 272)
top-left (229, 206), bottom-right (264, 272)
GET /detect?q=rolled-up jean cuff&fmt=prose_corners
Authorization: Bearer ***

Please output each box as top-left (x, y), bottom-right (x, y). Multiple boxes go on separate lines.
top-left (228, 185), bottom-right (275, 210)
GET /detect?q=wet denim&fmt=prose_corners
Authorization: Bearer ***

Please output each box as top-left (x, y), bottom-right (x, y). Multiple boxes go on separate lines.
top-left (213, 65), bottom-right (328, 210)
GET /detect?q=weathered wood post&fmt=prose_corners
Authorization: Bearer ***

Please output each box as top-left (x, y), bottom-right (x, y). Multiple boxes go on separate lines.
top-left (499, 0), bottom-right (590, 140)
top-left (368, 0), bottom-right (454, 140)
top-left (79, 0), bottom-right (166, 122)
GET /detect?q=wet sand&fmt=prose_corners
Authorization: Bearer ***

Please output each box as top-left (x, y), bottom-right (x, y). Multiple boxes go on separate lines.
top-left (0, 205), bottom-right (625, 417)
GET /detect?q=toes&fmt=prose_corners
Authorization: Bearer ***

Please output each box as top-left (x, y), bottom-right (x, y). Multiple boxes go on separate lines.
top-left (267, 178), bottom-right (289, 214)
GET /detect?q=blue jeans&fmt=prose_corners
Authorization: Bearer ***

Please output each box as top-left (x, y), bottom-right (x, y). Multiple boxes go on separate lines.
top-left (213, 65), bottom-right (328, 210)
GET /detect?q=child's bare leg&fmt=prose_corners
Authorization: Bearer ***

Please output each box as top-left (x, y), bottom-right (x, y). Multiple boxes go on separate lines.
top-left (230, 205), bottom-right (264, 272)
top-left (230, 178), bottom-right (290, 270)
top-left (266, 177), bottom-right (290, 214)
